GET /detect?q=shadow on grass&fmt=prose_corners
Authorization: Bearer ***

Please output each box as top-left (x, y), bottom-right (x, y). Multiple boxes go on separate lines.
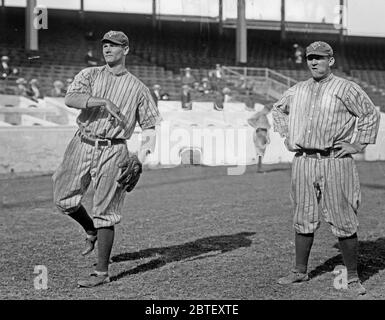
top-left (110, 231), bottom-right (255, 282)
top-left (308, 237), bottom-right (385, 282)
top-left (361, 183), bottom-right (385, 190)
top-left (256, 167), bottom-right (290, 174)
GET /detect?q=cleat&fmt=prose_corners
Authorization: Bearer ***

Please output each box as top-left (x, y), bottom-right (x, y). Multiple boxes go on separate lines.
top-left (81, 234), bottom-right (97, 256)
top-left (278, 269), bottom-right (309, 285)
top-left (92, 259), bottom-right (113, 267)
top-left (346, 278), bottom-right (366, 296)
top-left (77, 271), bottom-right (110, 288)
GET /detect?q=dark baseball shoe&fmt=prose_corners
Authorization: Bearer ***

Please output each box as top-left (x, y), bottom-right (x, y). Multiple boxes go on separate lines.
top-left (92, 259), bottom-right (113, 267)
top-left (77, 271), bottom-right (110, 288)
top-left (346, 278), bottom-right (366, 296)
top-left (81, 234), bottom-right (97, 256)
top-left (277, 269), bottom-right (309, 285)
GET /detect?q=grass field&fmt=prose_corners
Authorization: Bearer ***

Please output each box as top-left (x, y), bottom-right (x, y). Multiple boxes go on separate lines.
top-left (1, 161), bottom-right (385, 300)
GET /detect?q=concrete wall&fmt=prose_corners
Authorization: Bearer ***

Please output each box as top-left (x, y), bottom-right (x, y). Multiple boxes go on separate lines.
top-left (1, 110), bottom-right (385, 174)
top-left (0, 126), bottom-right (141, 174)
top-left (0, 126), bottom-right (77, 173)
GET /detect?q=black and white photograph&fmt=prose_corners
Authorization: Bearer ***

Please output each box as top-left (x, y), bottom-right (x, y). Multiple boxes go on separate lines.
top-left (1, 0), bottom-right (385, 309)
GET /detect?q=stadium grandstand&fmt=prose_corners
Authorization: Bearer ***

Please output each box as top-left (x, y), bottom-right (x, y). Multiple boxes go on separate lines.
top-left (1, 0), bottom-right (385, 172)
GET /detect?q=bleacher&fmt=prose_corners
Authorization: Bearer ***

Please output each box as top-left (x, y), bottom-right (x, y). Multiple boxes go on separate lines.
top-left (1, 7), bottom-right (385, 109)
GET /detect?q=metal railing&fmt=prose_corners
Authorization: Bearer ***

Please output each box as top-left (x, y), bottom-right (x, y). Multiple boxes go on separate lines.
top-left (221, 66), bottom-right (297, 99)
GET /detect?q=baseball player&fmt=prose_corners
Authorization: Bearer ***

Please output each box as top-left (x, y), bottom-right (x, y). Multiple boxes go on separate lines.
top-left (272, 41), bottom-right (380, 296)
top-left (52, 31), bottom-right (162, 288)
top-left (247, 108), bottom-right (271, 173)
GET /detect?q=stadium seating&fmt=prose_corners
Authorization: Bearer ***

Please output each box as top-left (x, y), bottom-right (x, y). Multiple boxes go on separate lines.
top-left (1, 7), bottom-right (385, 110)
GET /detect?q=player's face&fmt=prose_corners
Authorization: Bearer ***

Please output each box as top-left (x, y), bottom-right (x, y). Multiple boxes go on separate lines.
top-left (102, 42), bottom-right (129, 66)
top-left (306, 54), bottom-right (335, 81)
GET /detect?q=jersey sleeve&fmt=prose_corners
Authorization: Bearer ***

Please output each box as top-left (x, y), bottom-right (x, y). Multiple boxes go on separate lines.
top-left (65, 68), bottom-right (95, 109)
top-left (136, 86), bottom-right (163, 129)
top-left (345, 82), bottom-right (380, 145)
top-left (272, 86), bottom-right (294, 138)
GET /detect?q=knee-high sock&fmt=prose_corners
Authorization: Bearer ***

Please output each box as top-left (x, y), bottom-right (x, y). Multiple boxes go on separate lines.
top-left (295, 232), bottom-right (314, 273)
top-left (68, 205), bottom-right (96, 236)
top-left (338, 233), bottom-right (358, 280)
top-left (96, 226), bottom-right (115, 273)
top-left (258, 156), bottom-right (262, 169)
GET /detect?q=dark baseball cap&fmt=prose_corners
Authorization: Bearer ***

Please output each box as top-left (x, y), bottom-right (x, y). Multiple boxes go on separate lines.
top-left (306, 41), bottom-right (333, 57)
top-left (101, 31), bottom-right (129, 46)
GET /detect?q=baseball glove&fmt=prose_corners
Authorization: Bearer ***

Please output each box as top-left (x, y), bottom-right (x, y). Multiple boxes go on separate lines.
top-left (117, 154), bottom-right (142, 192)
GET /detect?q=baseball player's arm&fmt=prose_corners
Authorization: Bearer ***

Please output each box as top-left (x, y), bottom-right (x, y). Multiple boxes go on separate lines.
top-left (137, 127), bottom-right (156, 163)
top-left (346, 84), bottom-right (380, 145)
top-left (136, 87), bottom-right (163, 129)
top-left (272, 87), bottom-right (293, 138)
top-left (66, 94), bottom-right (122, 122)
top-left (64, 68), bottom-right (122, 121)
top-left (334, 83), bottom-right (380, 158)
top-left (64, 68), bottom-right (94, 109)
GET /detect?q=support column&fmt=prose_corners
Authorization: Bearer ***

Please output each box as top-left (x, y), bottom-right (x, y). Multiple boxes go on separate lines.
top-left (339, 0), bottom-right (345, 43)
top-left (236, 0), bottom-right (247, 65)
top-left (0, 1), bottom-right (5, 43)
top-left (152, 0), bottom-right (157, 29)
top-left (339, 0), bottom-right (347, 72)
top-left (280, 0), bottom-right (286, 41)
top-left (25, 0), bottom-right (38, 51)
top-left (218, 0), bottom-right (223, 36)
top-left (79, 0), bottom-right (85, 25)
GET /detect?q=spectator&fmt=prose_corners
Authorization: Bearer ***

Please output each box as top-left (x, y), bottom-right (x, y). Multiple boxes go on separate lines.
top-left (200, 77), bottom-right (211, 94)
top-left (235, 76), bottom-right (248, 91)
top-left (214, 64), bottom-right (223, 79)
top-left (27, 78), bottom-right (43, 102)
top-left (248, 109), bottom-right (271, 173)
top-left (85, 49), bottom-right (99, 67)
top-left (64, 78), bottom-right (73, 92)
top-left (161, 93), bottom-right (170, 100)
top-left (84, 30), bottom-right (96, 41)
top-left (214, 87), bottom-right (231, 111)
top-left (222, 87), bottom-right (232, 102)
top-left (293, 43), bottom-right (304, 65)
top-left (50, 80), bottom-right (66, 97)
top-left (181, 67), bottom-right (196, 88)
top-left (1, 55), bottom-right (18, 80)
top-left (15, 78), bottom-right (28, 97)
top-left (192, 81), bottom-right (201, 93)
top-left (211, 64), bottom-right (224, 93)
top-left (181, 84), bottom-right (192, 110)
top-left (208, 70), bottom-right (218, 92)
top-left (150, 84), bottom-right (162, 105)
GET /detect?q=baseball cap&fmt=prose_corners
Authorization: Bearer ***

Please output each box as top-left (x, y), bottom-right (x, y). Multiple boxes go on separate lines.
top-left (306, 41), bottom-right (333, 57)
top-left (101, 31), bottom-right (129, 46)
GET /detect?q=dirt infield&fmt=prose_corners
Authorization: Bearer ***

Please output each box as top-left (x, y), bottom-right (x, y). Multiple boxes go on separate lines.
top-left (1, 162), bottom-right (385, 300)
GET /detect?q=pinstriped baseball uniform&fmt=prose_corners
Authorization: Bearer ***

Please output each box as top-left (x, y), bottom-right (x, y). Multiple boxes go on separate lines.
top-left (273, 73), bottom-right (380, 237)
top-left (53, 66), bottom-right (162, 228)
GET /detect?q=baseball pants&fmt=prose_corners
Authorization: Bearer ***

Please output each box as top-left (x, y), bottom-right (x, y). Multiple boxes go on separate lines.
top-left (53, 133), bottom-right (128, 228)
top-left (291, 154), bottom-right (361, 237)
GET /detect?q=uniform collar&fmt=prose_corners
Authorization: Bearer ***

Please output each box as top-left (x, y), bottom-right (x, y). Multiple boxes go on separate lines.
top-left (103, 65), bottom-right (128, 76)
top-left (312, 72), bottom-right (334, 84)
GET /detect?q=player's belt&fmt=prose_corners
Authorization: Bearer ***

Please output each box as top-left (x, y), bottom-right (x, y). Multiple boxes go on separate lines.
top-left (79, 133), bottom-right (125, 147)
top-left (296, 149), bottom-right (350, 159)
